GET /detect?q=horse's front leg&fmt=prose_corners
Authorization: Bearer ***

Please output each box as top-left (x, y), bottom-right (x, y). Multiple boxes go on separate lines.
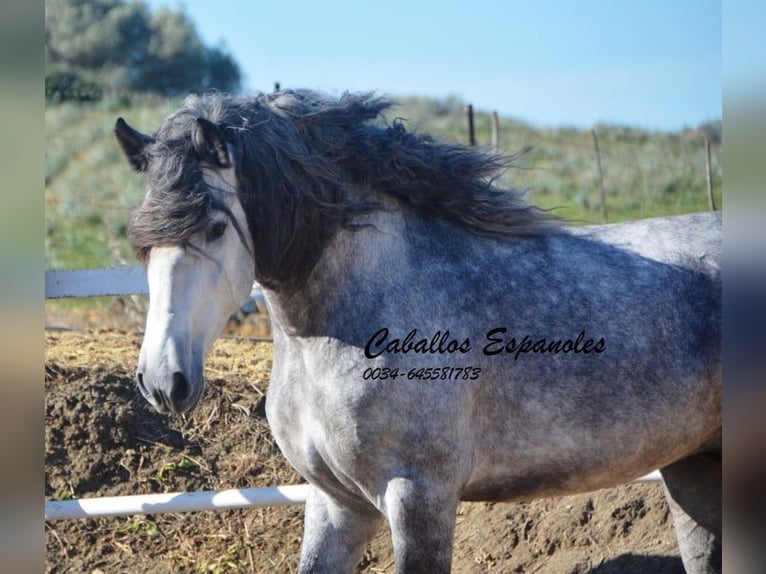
top-left (384, 477), bottom-right (459, 574)
top-left (298, 485), bottom-right (383, 574)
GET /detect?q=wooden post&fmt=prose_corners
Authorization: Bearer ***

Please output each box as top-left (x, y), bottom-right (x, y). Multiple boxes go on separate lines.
top-left (590, 129), bottom-right (608, 224)
top-left (491, 111), bottom-right (500, 152)
top-left (705, 139), bottom-right (716, 211)
top-left (466, 104), bottom-right (476, 146)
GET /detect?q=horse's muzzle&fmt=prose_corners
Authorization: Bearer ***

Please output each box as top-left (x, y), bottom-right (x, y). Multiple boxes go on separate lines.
top-left (136, 369), bottom-right (199, 414)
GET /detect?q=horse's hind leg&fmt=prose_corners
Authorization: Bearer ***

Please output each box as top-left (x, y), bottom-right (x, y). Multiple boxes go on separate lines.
top-left (661, 446), bottom-right (722, 574)
top-left (298, 485), bottom-right (382, 574)
top-left (384, 477), bottom-right (459, 573)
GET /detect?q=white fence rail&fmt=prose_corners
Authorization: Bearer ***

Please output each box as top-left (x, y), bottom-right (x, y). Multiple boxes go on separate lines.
top-left (45, 266), bottom-right (662, 521)
top-left (46, 485), bottom-right (310, 521)
top-left (45, 265), bottom-right (267, 307)
top-left (46, 265), bottom-right (150, 298)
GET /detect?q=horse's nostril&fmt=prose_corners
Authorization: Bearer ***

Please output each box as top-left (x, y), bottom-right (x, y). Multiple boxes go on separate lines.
top-left (171, 371), bottom-right (190, 405)
top-left (136, 371), bottom-right (148, 395)
top-left (152, 388), bottom-right (169, 412)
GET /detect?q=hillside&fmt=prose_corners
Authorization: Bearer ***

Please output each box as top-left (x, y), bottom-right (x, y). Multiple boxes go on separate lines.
top-left (45, 93), bottom-right (721, 270)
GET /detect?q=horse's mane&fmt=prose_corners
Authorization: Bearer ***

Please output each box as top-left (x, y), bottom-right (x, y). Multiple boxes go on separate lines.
top-left (129, 89), bottom-right (553, 290)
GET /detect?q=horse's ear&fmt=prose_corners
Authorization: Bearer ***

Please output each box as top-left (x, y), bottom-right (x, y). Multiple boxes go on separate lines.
top-left (192, 117), bottom-right (231, 168)
top-left (115, 118), bottom-right (154, 172)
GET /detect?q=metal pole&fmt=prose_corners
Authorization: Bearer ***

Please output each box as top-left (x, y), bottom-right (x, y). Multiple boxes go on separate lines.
top-left (466, 104), bottom-right (476, 146)
top-left (591, 129), bottom-right (608, 224)
top-left (705, 139), bottom-right (716, 211)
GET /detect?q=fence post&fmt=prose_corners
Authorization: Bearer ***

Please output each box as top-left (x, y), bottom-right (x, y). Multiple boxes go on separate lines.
top-left (705, 139), bottom-right (716, 211)
top-left (466, 104), bottom-right (476, 146)
top-left (590, 129), bottom-right (608, 224)
top-left (491, 111), bottom-right (500, 153)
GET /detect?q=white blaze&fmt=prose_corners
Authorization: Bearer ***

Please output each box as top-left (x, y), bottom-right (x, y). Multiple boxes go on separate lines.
top-left (137, 170), bottom-right (254, 413)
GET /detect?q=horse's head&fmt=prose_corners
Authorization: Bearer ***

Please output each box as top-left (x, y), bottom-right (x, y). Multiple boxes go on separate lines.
top-left (115, 116), bottom-right (254, 414)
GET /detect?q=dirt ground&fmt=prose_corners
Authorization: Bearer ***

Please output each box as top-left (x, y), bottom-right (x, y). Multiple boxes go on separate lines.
top-left (45, 306), bottom-right (683, 574)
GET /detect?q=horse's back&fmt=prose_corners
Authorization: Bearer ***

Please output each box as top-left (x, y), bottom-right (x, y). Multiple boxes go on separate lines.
top-left (576, 211), bottom-right (721, 274)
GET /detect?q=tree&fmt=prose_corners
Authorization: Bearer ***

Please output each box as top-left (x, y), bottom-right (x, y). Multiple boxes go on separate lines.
top-left (45, 0), bottom-right (150, 71)
top-left (203, 44), bottom-right (242, 94)
top-left (45, 0), bottom-right (241, 98)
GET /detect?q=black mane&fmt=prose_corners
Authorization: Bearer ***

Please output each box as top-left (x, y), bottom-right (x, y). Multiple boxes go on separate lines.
top-left (128, 89), bottom-right (553, 290)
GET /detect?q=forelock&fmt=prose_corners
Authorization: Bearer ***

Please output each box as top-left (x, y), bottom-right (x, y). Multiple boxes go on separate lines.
top-left (127, 115), bottom-right (211, 261)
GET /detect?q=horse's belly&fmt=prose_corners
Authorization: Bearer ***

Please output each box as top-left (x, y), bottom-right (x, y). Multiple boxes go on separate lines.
top-left (461, 419), bottom-right (720, 502)
top-left (461, 463), bottom-right (651, 502)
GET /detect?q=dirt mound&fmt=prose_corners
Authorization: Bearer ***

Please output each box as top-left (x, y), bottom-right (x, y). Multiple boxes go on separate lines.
top-left (45, 330), bottom-right (681, 573)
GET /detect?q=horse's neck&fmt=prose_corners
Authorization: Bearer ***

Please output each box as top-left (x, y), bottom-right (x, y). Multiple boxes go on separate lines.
top-left (263, 205), bottom-right (410, 337)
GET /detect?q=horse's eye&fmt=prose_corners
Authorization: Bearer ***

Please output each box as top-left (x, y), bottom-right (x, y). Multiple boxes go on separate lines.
top-left (207, 221), bottom-right (227, 242)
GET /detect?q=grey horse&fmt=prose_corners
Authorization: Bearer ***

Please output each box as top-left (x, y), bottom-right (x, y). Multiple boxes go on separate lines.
top-left (115, 89), bottom-right (721, 573)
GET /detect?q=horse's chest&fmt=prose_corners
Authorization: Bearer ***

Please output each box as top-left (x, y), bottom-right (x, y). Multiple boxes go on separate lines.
top-left (266, 385), bottom-right (367, 504)
top-left (264, 355), bottom-right (352, 485)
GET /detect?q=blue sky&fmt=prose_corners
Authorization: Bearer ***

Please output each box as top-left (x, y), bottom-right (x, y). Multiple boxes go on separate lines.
top-left (145, 0), bottom-right (721, 130)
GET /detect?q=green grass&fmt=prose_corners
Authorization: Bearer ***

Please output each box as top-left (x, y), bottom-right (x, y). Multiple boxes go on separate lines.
top-left (45, 93), bottom-right (721, 272)
top-left (46, 94), bottom-right (183, 269)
